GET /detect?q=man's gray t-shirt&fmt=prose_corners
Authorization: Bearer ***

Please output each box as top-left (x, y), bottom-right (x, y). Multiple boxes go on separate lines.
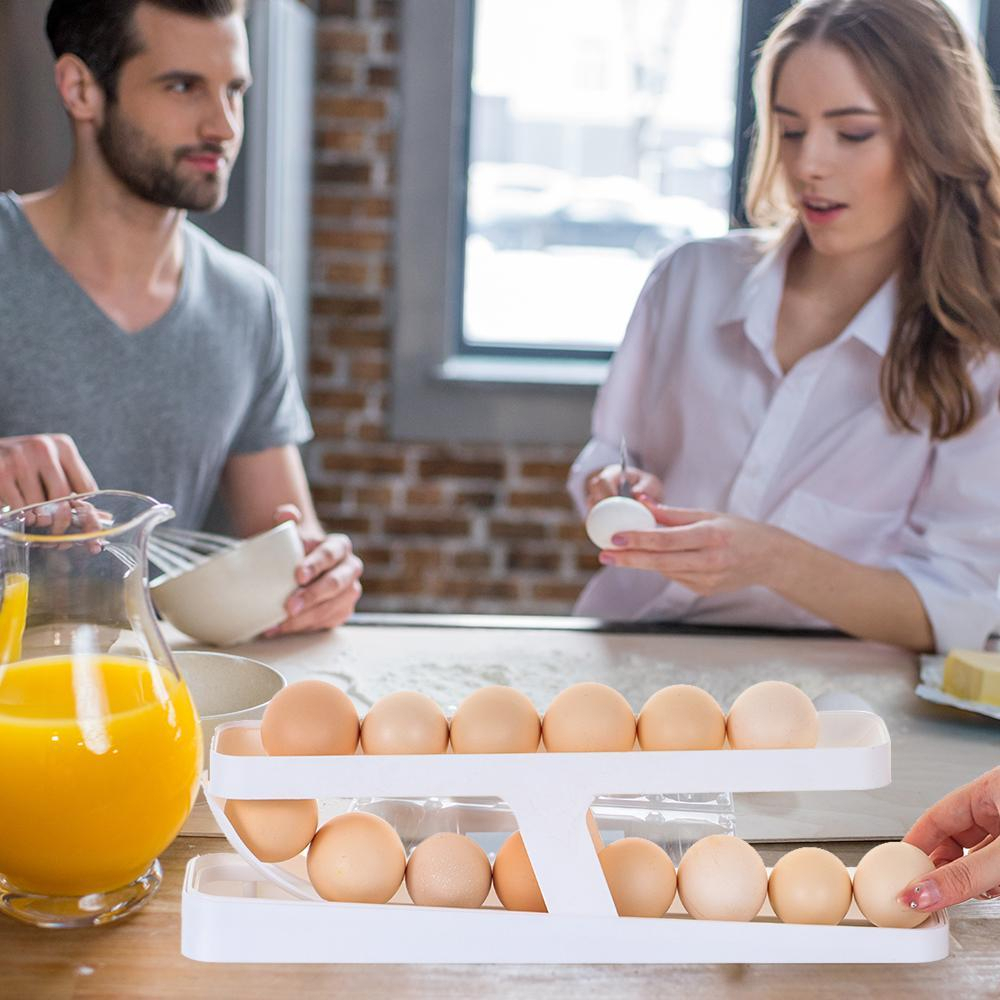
top-left (0, 193), bottom-right (313, 529)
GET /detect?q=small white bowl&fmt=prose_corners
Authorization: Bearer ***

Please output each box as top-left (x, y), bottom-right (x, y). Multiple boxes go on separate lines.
top-left (173, 649), bottom-right (285, 747)
top-left (152, 521), bottom-right (304, 646)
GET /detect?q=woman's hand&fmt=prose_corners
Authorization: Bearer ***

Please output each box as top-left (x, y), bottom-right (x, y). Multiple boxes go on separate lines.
top-left (264, 505), bottom-right (364, 636)
top-left (597, 503), bottom-right (785, 595)
top-left (897, 767), bottom-right (1000, 913)
top-left (585, 465), bottom-right (664, 510)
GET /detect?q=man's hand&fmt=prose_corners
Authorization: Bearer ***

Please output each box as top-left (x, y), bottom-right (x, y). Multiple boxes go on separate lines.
top-left (0, 434), bottom-right (98, 509)
top-left (585, 464), bottom-right (664, 510)
top-left (898, 767), bottom-right (1000, 913)
top-left (264, 505), bottom-right (364, 636)
top-left (595, 503), bottom-right (785, 595)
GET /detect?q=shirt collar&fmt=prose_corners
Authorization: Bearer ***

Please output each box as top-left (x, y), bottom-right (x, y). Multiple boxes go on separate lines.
top-left (845, 273), bottom-right (896, 357)
top-left (717, 226), bottom-right (797, 359)
top-left (717, 224), bottom-right (897, 361)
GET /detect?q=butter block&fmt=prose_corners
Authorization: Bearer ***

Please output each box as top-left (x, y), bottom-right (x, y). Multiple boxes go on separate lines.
top-left (942, 649), bottom-right (1000, 706)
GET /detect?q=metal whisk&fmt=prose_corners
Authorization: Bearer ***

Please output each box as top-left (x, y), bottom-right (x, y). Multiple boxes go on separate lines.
top-left (147, 526), bottom-right (240, 579)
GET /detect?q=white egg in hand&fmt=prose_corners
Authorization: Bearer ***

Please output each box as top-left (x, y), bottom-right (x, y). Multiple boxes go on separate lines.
top-left (585, 496), bottom-right (657, 549)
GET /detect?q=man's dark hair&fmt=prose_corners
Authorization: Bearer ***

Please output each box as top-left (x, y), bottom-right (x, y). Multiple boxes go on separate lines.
top-left (46, 1), bottom-right (244, 103)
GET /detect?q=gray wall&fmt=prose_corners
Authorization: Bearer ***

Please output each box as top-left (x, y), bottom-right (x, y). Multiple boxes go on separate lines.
top-left (0, 1), bottom-right (72, 193)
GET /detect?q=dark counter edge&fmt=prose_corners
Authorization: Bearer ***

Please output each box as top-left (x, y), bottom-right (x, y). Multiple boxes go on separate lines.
top-left (347, 612), bottom-right (846, 640)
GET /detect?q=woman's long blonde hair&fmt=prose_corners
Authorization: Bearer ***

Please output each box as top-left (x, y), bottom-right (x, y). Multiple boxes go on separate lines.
top-left (746, 0), bottom-right (1000, 439)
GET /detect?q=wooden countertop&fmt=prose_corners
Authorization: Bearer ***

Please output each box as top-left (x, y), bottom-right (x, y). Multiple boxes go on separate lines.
top-left (3, 837), bottom-right (998, 998)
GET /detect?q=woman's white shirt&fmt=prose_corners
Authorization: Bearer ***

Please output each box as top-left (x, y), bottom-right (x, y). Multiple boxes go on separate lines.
top-left (567, 228), bottom-right (1000, 651)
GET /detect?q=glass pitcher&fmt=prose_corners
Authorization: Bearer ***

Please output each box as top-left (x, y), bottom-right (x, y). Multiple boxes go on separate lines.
top-left (0, 491), bottom-right (202, 928)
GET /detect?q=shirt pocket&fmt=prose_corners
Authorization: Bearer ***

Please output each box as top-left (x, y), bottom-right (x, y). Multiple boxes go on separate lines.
top-left (775, 489), bottom-right (905, 564)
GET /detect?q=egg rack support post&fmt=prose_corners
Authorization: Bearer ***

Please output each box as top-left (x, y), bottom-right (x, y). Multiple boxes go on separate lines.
top-left (500, 785), bottom-right (617, 916)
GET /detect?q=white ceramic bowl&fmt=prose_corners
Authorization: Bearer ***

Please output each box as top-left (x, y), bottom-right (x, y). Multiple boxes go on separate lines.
top-left (173, 649), bottom-right (285, 747)
top-left (152, 521), bottom-right (304, 646)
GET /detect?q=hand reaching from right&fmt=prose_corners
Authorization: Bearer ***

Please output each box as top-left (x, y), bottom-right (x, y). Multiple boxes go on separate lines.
top-left (898, 766), bottom-right (1000, 913)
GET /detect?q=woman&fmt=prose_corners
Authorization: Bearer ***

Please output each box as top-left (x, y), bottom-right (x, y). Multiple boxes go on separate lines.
top-left (569, 0), bottom-right (1000, 652)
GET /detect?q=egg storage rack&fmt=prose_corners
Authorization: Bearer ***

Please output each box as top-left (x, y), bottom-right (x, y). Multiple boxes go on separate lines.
top-left (180, 713), bottom-right (949, 964)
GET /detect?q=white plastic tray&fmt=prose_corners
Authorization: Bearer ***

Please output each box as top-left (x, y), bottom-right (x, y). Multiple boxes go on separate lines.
top-left (181, 711), bottom-right (941, 964)
top-left (181, 853), bottom-right (950, 965)
top-left (201, 713), bottom-right (891, 916)
top-left (208, 710), bottom-right (890, 801)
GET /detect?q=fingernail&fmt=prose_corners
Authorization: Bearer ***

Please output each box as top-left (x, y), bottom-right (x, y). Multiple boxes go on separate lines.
top-left (599, 552), bottom-right (615, 565)
top-left (611, 533), bottom-right (627, 546)
top-left (899, 881), bottom-right (942, 911)
top-left (288, 596), bottom-right (305, 616)
top-left (298, 566), bottom-right (313, 584)
top-left (263, 628), bottom-right (279, 639)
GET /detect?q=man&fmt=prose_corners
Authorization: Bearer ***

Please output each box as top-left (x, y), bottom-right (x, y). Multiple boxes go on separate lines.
top-left (0, 0), bottom-right (362, 635)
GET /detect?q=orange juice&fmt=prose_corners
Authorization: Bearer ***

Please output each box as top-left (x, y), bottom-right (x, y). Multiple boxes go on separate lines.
top-left (0, 654), bottom-right (201, 896)
top-left (0, 572), bottom-right (28, 662)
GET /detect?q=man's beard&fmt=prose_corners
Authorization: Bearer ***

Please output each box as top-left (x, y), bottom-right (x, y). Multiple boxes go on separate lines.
top-left (96, 107), bottom-right (231, 213)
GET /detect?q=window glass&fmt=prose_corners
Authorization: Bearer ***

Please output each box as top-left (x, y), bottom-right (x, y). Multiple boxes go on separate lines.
top-left (464, 0), bottom-right (741, 352)
top-left (943, 0), bottom-right (981, 39)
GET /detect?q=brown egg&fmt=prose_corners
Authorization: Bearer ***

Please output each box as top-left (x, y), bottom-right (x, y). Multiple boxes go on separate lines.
top-left (216, 725), bottom-right (265, 756)
top-left (599, 837), bottom-right (677, 917)
top-left (224, 798), bottom-right (318, 863)
top-left (449, 685), bottom-right (541, 754)
top-left (852, 842), bottom-right (933, 928)
top-left (360, 691), bottom-right (449, 755)
top-left (492, 813), bottom-right (602, 913)
top-left (542, 682), bottom-right (636, 752)
top-left (726, 681), bottom-right (819, 749)
top-left (637, 685), bottom-right (726, 750)
top-left (492, 831), bottom-right (546, 912)
top-left (261, 679), bottom-right (359, 756)
top-left (405, 832), bottom-right (492, 908)
top-left (677, 835), bottom-right (768, 921)
top-left (307, 812), bottom-right (406, 903)
top-left (768, 847), bottom-right (853, 925)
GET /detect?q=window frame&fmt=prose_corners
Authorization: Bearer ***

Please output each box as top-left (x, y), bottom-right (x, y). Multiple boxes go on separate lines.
top-left (393, 0), bottom-right (607, 445)
top-left (392, 0), bottom-right (1000, 445)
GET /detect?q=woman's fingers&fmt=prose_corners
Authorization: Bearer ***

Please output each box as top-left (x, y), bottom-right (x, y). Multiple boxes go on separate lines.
top-left (900, 768), bottom-right (1000, 910)
top-left (586, 465), bottom-right (659, 508)
top-left (648, 503), bottom-right (713, 527)
top-left (898, 837), bottom-right (1000, 912)
top-left (601, 548), bottom-right (721, 574)
top-left (609, 521), bottom-right (718, 553)
top-left (632, 471), bottom-right (663, 501)
top-left (903, 772), bottom-right (998, 857)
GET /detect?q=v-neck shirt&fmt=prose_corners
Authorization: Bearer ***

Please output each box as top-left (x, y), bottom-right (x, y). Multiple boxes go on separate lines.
top-left (0, 192), bottom-right (312, 530)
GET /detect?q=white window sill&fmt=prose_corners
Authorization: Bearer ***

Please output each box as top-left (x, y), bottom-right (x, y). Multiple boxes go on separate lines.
top-left (437, 355), bottom-right (609, 388)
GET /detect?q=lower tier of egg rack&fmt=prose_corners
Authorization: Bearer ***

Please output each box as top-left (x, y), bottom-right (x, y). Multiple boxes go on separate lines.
top-left (180, 712), bottom-right (949, 964)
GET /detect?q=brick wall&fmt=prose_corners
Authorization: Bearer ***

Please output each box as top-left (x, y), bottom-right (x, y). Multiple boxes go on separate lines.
top-left (307, 0), bottom-right (599, 613)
